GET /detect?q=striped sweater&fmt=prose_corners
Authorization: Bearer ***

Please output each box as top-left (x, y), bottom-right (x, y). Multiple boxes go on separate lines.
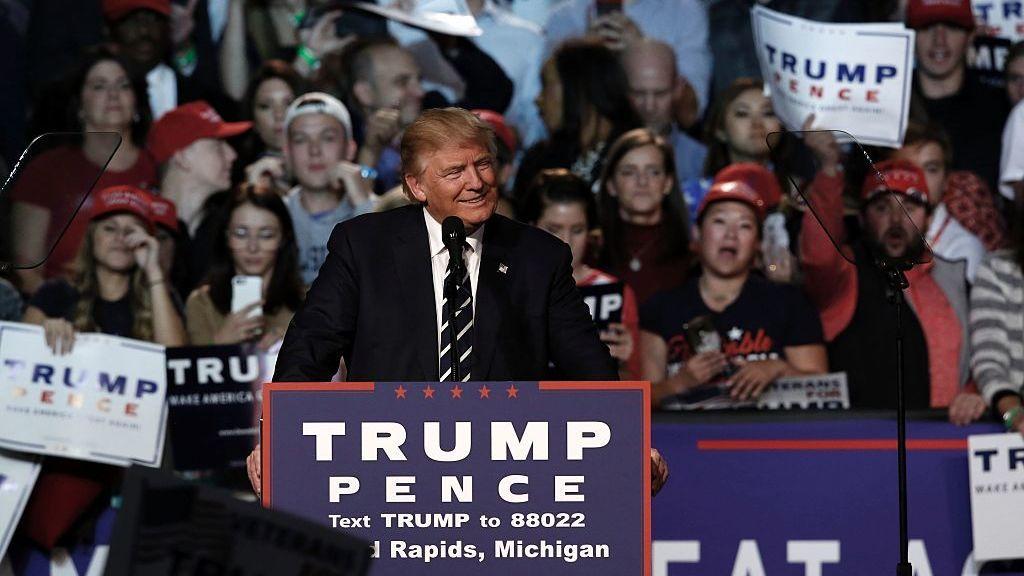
top-left (970, 250), bottom-right (1024, 404)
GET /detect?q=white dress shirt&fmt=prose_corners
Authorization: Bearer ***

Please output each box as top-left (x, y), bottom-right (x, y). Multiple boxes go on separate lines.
top-left (146, 62), bottom-right (178, 120)
top-left (926, 202), bottom-right (986, 283)
top-left (423, 209), bottom-right (485, 355)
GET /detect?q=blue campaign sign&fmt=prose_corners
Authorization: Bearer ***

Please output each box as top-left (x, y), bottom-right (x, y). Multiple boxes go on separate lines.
top-left (262, 381), bottom-right (650, 575)
top-left (652, 415), bottom-right (1005, 575)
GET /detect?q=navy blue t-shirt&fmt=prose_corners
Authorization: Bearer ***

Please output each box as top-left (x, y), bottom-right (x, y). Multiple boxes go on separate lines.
top-left (640, 275), bottom-right (824, 379)
top-left (29, 278), bottom-right (134, 337)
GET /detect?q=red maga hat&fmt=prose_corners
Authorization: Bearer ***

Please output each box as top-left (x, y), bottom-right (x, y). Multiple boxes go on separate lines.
top-left (91, 185), bottom-right (154, 230)
top-left (697, 180), bottom-right (767, 222)
top-left (102, 0), bottom-right (171, 22)
top-left (905, 0), bottom-right (975, 30)
top-left (147, 101), bottom-right (251, 164)
top-left (862, 159), bottom-right (931, 205)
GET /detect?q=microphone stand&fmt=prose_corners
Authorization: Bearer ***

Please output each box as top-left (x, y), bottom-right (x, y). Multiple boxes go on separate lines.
top-left (876, 258), bottom-right (913, 576)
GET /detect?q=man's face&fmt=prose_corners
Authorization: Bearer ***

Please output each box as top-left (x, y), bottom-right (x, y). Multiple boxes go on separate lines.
top-left (109, 9), bottom-right (171, 73)
top-left (181, 138), bottom-right (237, 192)
top-left (405, 141), bottom-right (498, 233)
top-left (863, 194), bottom-right (929, 261)
top-left (915, 23), bottom-right (971, 81)
top-left (285, 114), bottom-right (350, 191)
top-left (367, 47), bottom-right (424, 127)
top-left (625, 56), bottom-right (676, 133)
top-left (892, 142), bottom-right (947, 204)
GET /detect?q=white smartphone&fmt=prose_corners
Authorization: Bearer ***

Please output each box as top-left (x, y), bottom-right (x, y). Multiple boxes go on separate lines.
top-left (231, 275), bottom-right (263, 318)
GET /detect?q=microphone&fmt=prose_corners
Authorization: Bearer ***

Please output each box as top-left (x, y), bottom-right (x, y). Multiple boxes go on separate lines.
top-left (442, 216), bottom-right (466, 276)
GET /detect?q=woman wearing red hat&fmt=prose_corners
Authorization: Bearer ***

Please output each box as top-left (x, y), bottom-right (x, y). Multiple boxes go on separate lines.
top-left (11, 46), bottom-right (157, 296)
top-left (22, 185), bottom-right (186, 352)
top-left (640, 176), bottom-right (827, 408)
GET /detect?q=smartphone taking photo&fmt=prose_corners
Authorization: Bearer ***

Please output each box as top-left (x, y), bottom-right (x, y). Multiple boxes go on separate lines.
top-left (231, 275), bottom-right (263, 319)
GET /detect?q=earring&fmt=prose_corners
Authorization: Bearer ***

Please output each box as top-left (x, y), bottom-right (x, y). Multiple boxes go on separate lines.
top-left (132, 112), bottom-right (140, 123)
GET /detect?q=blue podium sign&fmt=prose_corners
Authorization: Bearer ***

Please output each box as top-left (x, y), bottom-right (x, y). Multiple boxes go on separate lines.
top-left (262, 381), bottom-right (651, 575)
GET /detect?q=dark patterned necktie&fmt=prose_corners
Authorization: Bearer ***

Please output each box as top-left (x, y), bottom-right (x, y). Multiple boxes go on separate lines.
top-left (439, 247), bottom-right (474, 382)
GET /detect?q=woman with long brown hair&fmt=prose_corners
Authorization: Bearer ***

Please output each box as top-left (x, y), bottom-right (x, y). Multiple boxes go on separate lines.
top-left (597, 128), bottom-right (692, 304)
top-left (23, 185), bottom-right (186, 352)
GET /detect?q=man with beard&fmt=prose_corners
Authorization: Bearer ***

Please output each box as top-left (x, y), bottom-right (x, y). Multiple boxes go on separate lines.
top-left (800, 159), bottom-right (975, 419)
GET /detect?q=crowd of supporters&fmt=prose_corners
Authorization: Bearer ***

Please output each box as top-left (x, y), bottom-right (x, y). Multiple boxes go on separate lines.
top-left (2, 0), bottom-right (1024, 430)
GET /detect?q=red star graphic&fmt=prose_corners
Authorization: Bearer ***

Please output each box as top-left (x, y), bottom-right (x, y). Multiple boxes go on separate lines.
top-left (394, 385), bottom-right (407, 399)
top-left (478, 385), bottom-right (491, 399)
top-left (423, 385), bottom-right (436, 399)
top-left (506, 384), bottom-right (519, 399)
top-left (450, 385), bottom-right (463, 399)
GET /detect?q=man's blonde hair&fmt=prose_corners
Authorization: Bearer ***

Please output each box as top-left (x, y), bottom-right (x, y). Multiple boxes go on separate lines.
top-left (400, 108), bottom-right (497, 199)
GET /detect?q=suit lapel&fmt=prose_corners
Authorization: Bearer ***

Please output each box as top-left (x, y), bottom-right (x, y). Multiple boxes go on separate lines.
top-left (392, 207), bottom-right (439, 380)
top-left (475, 218), bottom-right (512, 380)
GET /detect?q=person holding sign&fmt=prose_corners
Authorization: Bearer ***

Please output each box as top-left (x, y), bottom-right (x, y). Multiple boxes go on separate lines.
top-left (185, 184), bottom-right (304, 347)
top-left (23, 185), bottom-right (187, 354)
top-left (640, 174), bottom-right (827, 408)
top-left (520, 168), bottom-right (640, 379)
top-left (249, 107), bottom-right (668, 495)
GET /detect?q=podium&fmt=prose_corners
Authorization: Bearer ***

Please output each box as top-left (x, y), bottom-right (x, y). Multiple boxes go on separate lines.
top-left (261, 381), bottom-right (651, 575)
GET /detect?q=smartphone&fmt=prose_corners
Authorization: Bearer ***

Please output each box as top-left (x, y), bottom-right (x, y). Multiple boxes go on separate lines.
top-left (595, 0), bottom-right (623, 17)
top-left (231, 275), bottom-right (263, 319)
top-left (683, 315), bottom-right (733, 378)
top-left (300, 3), bottom-right (388, 39)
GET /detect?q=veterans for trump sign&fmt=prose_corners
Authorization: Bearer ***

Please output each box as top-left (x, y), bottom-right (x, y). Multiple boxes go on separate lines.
top-left (751, 6), bottom-right (915, 148)
top-left (0, 321), bottom-right (167, 467)
top-left (262, 381), bottom-right (650, 575)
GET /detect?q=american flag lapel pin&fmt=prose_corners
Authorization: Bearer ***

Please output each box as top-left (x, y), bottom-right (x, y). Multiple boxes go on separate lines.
top-left (498, 263), bottom-right (509, 275)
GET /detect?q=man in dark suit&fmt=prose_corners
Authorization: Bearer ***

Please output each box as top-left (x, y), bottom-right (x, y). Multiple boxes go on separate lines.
top-left (247, 107), bottom-right (666, 494)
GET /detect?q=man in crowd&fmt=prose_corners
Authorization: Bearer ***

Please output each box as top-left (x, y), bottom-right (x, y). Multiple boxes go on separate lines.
top-left (281, 92), bottom-right (376, 285)
top-left (543, 0), bottom-right (711, 120)
top-left (800, 154), bottom-right (983, 423)
top-left (148, 100), bottom-right (250, 288)
top-left (621, 39), bottom-right (706, 184)
top-left (907, 0), bottom-right (1008, 191)
top-left (339, 38), bottom-right (426, 195)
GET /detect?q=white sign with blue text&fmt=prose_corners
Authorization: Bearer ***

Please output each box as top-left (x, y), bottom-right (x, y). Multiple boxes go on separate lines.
top-left (0, 449), bottom-right (40, 559)
top-left (0, 321), bottom-right (167, 467)
top-left (968, 432), bottom-right (1024, 561)
top-left (751, 6), bottom-right (916, 148)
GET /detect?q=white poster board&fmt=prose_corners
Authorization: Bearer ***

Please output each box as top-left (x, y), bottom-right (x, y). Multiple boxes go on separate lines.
top-left (751, 5), bottom-right (916, 148)
top-left (0, 322), bottom-right (167, 467)
top-left (968, 432), bottom-right (1024, 561)
top-left (974, 0), bottom-right (1024, 41)
top-left (0, 449), bottom-right (41, 559)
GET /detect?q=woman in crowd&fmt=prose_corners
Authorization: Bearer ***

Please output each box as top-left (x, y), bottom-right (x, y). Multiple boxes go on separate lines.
top-left (12, 46), bottom-right (157, 295)
top-left (236, 59), bottom-right (304, 187)
top-left (684, 78), bottom-right (784, 226)
top-left (970, 211), bottom-right (1024, 436)
top-left (521, 168), bottom-right (640, 379)
top-left (185, 184), bottom-right (304, 347)
top-left (640, 174), bottom-right (827, 408)
top-left (23, 185), bottom-right (186, 351)
top-left (596, 128), bottom-right (691, 304)
top-left (514, 38), bottom-right (641, 204)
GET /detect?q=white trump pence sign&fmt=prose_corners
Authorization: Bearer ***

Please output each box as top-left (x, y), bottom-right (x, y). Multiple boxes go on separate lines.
top-left (968, 432), bottom-right (1024, 561)
top-left (0, 321), bottom-right (167, 467)
top-left (751, 5), bottom-right (915, 148)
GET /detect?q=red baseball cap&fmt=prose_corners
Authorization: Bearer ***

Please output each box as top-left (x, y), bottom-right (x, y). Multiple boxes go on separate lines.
top-left (102, 0), bottom-right (171, 22)
top-left (146, 193), bottom-right (180, 233)
top-left (472, 109), bottom-right (518, 155)
top-left (862, 159), bottom-right (931, 205)
top-left (147, 101), bottom-right (251, 164)
top-left (91, 185), bottom-right (154, 230)
top-left (697, 180), bottom-right (767, 223)
top-left (905, 0), bottom-right (975, 30)
top-left (712, 163), bottom-right (782, 210)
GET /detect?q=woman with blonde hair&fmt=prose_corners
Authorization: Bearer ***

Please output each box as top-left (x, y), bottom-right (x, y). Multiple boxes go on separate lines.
top-left (23, 185), bottom-right (187, 352)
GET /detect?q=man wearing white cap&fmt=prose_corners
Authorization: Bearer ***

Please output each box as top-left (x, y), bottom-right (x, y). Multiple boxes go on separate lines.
top-left (282, 92), bottom-right (377, 285)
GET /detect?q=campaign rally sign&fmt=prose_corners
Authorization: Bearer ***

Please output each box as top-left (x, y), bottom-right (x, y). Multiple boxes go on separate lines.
top-left (751, 5), bottom-right (915, 148)
top-left (104, 466), bottom-right (372, 576)
top-left (0, 322), bottom-right (167, 467)
top-left (262, 381), bottom-right (650, 575)
top-left (165, 344), bottom-right (273, 471)
top-left (0, 449), bottom-right (41, 559)
top-left (652, 416), bottom-right (1004, 575)
top-left (974, 1), bottom-right (1024, 40)
top-left (579, 282), bottom-right (624, 331)
top-left (968, 432), bottom-right (1024, 561)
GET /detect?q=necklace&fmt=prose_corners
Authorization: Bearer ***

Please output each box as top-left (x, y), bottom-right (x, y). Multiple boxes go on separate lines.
top-left (627, 233), bottom-right (660, 272)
